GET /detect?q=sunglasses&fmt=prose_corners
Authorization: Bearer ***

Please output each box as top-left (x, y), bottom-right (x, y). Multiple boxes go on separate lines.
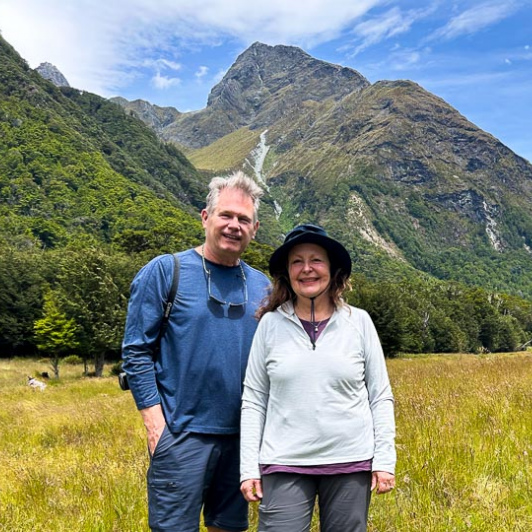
top-left (201, 246), bottom-right (248, 307)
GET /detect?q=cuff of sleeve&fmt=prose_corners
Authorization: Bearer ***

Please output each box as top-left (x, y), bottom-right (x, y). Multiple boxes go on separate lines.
top-left (240, 469), bottom-right (261, 483)
top-left (372, 462), bottom-right (395, 475)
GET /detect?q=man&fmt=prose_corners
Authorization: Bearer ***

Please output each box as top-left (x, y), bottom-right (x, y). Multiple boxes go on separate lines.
top-left (122, 171), bottom-right (270, 532)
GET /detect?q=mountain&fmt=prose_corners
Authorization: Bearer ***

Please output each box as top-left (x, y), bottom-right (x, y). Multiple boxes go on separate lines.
top-left (114, 42), bottom-right (532, 298)
top-left (0, 34), bottom-right (208, 252)
top-left (115, 42), bottom-right (369, 149)
top-left (1, 34), bottom-right (531, 358)
top-left (35, 62), bottom-right (70, 87)
top-left (109, 97), bottom-right (181, 134)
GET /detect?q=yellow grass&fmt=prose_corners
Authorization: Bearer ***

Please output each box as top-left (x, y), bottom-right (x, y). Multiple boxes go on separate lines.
top-left (1, 353), bottom-right (531, 531)
top-left (186, 127), bottom-right (261, 172)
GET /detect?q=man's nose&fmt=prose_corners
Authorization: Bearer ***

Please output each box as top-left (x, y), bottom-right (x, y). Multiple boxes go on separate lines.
top-left (227, 216), bottom-right (241, 229)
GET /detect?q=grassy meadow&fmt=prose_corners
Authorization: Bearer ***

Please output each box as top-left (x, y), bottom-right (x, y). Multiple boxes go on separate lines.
top-left (1, 353), bottom-right (531, 531)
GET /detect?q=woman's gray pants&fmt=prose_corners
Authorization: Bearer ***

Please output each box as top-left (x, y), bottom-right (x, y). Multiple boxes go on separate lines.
top-left (258, 471), bottom-right (372, 532)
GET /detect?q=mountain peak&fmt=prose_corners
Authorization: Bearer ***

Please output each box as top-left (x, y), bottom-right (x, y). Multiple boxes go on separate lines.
top-left (240, 41), bottom-right (313, 61)
top-left (205, 42), bottom-right (369, 128)
top-left (35, 62), bottom-right (70, 87)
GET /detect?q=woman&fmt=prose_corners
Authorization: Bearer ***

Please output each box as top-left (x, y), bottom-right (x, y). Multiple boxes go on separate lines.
top-left (240, 224), bottom-right (396, 532)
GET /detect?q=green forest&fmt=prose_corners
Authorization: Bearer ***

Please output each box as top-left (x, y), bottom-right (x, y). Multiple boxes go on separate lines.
top-left (1, 34), bottom-right (531, 372)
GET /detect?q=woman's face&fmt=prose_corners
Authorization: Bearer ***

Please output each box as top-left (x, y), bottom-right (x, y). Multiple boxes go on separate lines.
top-left (288, 243), bottom-right (331, 301)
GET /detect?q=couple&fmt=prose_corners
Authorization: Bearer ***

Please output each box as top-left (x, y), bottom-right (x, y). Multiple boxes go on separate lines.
top-left (122, 171), bottom-right (396, 532)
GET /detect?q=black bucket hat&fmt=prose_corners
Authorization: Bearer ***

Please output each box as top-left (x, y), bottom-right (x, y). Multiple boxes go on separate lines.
top-left (269, 224), bottom-right (352, 278)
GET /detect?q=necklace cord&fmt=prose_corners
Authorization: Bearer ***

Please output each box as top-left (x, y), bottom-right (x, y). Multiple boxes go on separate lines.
top-left (310, 297), bottom-right (316, 350)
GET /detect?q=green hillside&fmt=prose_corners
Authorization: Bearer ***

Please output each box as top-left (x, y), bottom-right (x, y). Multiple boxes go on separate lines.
top-left (0, 35), bottom-right (269, 363)
top-left (1, 35), bottom-right (531, 363)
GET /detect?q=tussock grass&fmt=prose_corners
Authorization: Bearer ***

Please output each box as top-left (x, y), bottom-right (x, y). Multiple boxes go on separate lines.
top-left (1, 354), bottom-right (531, 531)
top-left (186, 128), bottom-right (261, 172)
top-left (370, 353), bottom-right (532, 532)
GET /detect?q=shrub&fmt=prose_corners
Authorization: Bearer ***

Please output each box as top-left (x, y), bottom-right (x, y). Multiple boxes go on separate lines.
top-left (109, 360), bottom-right (123, 376)
top-left (62, 354), bottom-right (83, 365)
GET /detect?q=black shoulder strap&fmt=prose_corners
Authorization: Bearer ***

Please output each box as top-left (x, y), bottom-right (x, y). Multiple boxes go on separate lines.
top-left (118, 253), bottom-right (180, 391)
top-left (154, 253), bottom-right (180, 352)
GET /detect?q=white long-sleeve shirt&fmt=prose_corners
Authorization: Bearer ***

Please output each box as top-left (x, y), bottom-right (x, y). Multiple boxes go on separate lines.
top-left (240, 301), bottom-right (396, 482)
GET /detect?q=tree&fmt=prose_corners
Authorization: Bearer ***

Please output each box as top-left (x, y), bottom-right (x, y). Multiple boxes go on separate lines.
top-left (347, 278), bottom-right (406, 356)
top-left (52, 247), bottom-right (134, 376)
top-left (0, 243), bottom-right (48, 356)
top-left (34, 291), bottom-right (79, 377)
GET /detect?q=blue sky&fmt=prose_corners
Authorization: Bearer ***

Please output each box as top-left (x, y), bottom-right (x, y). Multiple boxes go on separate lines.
top-left (1, 0), bottom-right (530, 162)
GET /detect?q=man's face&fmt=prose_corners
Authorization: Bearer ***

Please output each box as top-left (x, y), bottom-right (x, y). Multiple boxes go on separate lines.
top-left (201, 188), bottom-right (259, 264)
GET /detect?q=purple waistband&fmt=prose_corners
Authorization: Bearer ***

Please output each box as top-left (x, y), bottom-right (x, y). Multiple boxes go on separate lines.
top-left (260, 459), bottom-right (372, 476)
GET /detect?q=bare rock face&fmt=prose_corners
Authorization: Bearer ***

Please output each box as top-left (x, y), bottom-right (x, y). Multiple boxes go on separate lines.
top-left (109, 97), bottom-right (181, 133)
top-left (156, 42), bottom-right (371, 149)
top-left (206, 42), bottom-right (369, 125)
top-left (35, 62), bottom-right (70, 87)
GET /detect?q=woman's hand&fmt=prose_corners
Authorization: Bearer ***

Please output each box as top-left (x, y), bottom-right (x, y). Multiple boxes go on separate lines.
top-left (371, 471), bottom-right (395, 494)
top-left (241, 478), bottom-right (263, 502)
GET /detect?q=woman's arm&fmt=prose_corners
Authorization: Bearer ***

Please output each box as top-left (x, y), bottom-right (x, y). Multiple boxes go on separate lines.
top-left (361, 310), bottom-right (397, 475)
top-left (240, 319), bottom-right (271, 486)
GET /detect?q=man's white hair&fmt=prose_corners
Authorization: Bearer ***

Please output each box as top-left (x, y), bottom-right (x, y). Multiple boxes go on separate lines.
top-left (206, 171), bottom-right (263, 222)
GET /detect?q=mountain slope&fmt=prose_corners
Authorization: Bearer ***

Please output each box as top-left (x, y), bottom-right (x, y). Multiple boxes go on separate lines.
top-left (116, 43), bottom-right (532, 297)
top-left (0, 34), bottom-right (206, 251)
top-left (126, 42), bottom-right (370, 149)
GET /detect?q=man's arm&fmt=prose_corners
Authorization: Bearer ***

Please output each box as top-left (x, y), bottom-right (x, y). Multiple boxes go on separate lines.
top-left (122, 256), bottom-right (174, 417)
top-left (140, 404), bottom-right (167, 455)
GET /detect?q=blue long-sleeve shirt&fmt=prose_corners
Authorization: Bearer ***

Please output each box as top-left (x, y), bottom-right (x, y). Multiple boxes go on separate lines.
top-left (122, 249), bottom-right (270, 435)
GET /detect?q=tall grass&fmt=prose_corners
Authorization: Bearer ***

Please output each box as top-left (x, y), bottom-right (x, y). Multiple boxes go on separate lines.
top-left (1, 354), bottom-right (531, 531)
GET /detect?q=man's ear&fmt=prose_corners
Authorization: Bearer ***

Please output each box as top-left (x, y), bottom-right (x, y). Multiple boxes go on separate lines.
top-left (201, 209), bottom-right (209, 227)
top-left (252, 220), bottom-right (260, 238)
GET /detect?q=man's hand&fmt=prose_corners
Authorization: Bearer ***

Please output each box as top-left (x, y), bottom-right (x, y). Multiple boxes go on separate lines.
top-left (140, 405), bottom-right (166, 456)
top-left (241, 478), bottom-right (263, 502)
top-left (371, 471), bottom-right (395, 494)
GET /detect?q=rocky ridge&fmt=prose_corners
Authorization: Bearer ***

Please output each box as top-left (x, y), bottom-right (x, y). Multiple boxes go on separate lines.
top-left (35, 62), bottom-right (70, 87)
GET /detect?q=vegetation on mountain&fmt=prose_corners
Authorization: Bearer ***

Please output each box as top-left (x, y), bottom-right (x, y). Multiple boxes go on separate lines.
top-left (186, 127), bottom-right (261, 171)
top-left (1, 35), bottom-right (531, 362)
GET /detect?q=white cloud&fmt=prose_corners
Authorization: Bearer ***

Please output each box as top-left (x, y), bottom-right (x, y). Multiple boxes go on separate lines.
top-left (429, 1), bottom-right (518, 41)
top-left (151, 72), bottom-right (181, 90)
top-left (142, 58), bottom-right (182, 73)
top-left (137, 0), bottom-right (384, 46)
top-left (195, 66), bottom-right (209, 79)
top-left (391, 50), bottom-right (423, 71)
top-left (348, 5), bottom-right (434, 56)
top-left (0, 0), bottom-right (385, 97)
top-left (158, 59), bottom-right (182, 72)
